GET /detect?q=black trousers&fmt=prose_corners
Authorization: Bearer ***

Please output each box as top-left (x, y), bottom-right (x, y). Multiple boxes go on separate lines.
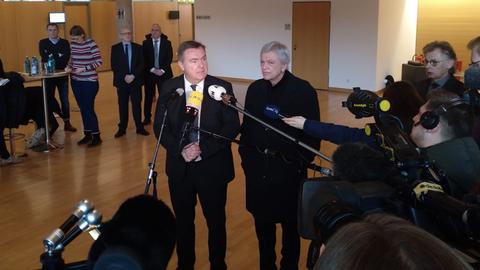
top-left (116, 85), bottom-right (142, 131)
top-left (143, 74), bottom-right (164, 122)
top-left (253, 215), bottom-right (300, 270)
top-left (168, 162), bottom-right (228, 270)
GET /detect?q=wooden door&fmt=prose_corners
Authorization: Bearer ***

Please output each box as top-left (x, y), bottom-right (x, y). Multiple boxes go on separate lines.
top-left (292, 2), bottom-right (330, 90)
top-left (64, 3), bottom-right (90, 40)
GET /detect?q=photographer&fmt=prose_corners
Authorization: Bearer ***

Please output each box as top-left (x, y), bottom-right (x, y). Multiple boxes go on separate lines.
top-left (410, 90), bottom-right (480, 198)
top-left (314, 213), bottom-right (472, 270)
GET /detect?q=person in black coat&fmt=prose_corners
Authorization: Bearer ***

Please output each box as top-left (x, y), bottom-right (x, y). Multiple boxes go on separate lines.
top-left (238, 41), bottom-right (320, 270)
top-left (153, 41), bottom-right (240, 270)
top-left (142, 24), bottom-right (173, 125)
top-left (414, 41), bottom-right (464, 99)
top-left (111, 27), bottom-right (148, 137)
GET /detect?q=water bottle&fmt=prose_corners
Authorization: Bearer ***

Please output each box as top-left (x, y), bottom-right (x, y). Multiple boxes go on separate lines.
top-left (31, 56), bottom-right (39, 76)
top-left (24, 56), bottom-right (31, 75)
top-left (47, 54), bottom-right (55, 74)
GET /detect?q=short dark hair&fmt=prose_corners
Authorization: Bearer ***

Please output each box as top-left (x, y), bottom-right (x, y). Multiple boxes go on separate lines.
top-left (177, 40), bottom-right (206, 62)
top-left (426, 89), bottom-right (473, 139)
top-left (467, 36), bottom-right (480, 55)
top-left (69, 25), bottom-right (86, 37)
top-left (46, 23), bottom-right (58, 29)
top-left (423, 41), bottom-right (457, 74)
top-left (314, 213), bottom-right (472, 270)
top-left (382, 81), bottom-right (425, 132)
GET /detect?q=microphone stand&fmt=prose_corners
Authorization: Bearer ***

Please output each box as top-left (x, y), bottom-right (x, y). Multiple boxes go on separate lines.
top-left (192, 127), bottom-right (243, 145)
top-left (144, 106), bottom-right (168, 198)
top-left (222, 98), bottom-right (332, 163)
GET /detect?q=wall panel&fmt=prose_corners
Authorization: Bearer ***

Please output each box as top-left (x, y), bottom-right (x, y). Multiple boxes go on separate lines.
top-left (133, 2), bottom-right (179, 60)
top-left (416, 0), bottom-right (480, 71)
top-left (90, 0), bottom-right (118, 72)
top-left (0, 3), bottom-right (19, 72)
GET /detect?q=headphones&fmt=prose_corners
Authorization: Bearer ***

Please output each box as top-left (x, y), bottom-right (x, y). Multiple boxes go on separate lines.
top-left (419, 98), bottom-right (466, 129)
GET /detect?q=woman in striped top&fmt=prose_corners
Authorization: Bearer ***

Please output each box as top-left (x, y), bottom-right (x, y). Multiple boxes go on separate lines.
top-left (66, 25), bottom-right (103, 147)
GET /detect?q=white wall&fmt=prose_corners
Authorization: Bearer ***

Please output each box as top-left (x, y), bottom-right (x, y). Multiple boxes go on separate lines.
top-left (195, 0), bottom-right (292, 79)
top-left (376, 0), bottom-right (418, 90)
top-left (195, 0), bottom-right (417, 91)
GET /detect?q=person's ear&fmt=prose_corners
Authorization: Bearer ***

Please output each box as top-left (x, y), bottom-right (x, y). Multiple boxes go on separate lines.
top-left (178, 61), bottom-right (185, 72)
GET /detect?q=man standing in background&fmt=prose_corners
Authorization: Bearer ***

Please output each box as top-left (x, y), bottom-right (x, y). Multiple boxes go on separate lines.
top-left (142, 23), bottom-right (173, 125)
top-left (39, 23), bottom-right (77, 133)
top-left (111, 27), bottom-right (149, 138)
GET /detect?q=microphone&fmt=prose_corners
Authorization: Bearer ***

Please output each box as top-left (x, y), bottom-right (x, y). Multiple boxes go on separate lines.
top-left (55, 210), bottom-right (102, 251)
top-left (342, 87), bottom-right (391, 118)
top-left (264, 104), bottom-right (289, 119)
top-left (208, 84), bottom-right (237, 104)
top-left (169, 88), bottom-right (185, 100)
top-left (43, 200), bottom-right (94, 251)
top-left (179, 90), bottom-right (204, 147)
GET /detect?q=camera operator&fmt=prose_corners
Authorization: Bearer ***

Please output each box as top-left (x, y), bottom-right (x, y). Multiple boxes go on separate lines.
top-left (410, 89), bottom-right (480, 199)
top-left (466, 36), bottom-right (480, 146)
top-left (313, 213), bottom-right (472, 270)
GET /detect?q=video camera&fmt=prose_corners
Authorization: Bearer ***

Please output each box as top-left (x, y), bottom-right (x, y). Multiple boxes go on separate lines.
top-left (298, 88), bottom-right (480, 268)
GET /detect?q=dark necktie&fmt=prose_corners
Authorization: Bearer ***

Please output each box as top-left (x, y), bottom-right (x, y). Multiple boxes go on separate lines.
top-left (154, 40), bottom-right (160, 69)
top-left (124, 44), bottom-right (130, 73)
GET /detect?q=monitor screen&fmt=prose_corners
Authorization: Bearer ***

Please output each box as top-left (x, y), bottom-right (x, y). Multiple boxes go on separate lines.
top-left (49, 12), bottom-right (66, 24)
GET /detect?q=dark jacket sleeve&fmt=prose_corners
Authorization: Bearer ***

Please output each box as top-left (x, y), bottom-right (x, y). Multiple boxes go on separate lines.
top-left (303, 120), bottom-right (376, 147)
top-left (133, 44), bottom-right (144, 83)
top-left (38, 39), bottom-right (49, 63)
top-left (153, 78), bottom-right (183, 156)
top-left (198, 80), bottom-right (240, 159)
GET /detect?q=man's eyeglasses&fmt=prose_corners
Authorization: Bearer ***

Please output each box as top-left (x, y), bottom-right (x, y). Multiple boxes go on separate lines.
top-left (469, 60), bottom-right (480, 67)
top-left (424, 59), bottom-right (448, 67)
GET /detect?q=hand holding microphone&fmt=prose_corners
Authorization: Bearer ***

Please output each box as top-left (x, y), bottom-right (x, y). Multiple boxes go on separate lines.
top-left (282, 116), bottom-right (307, 130)
top-left (179, 90), bottom-right (203, 149)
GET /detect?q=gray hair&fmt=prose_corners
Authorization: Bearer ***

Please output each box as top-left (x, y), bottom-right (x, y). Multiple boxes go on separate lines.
top-left (261, 41), bottom-right (290, 65)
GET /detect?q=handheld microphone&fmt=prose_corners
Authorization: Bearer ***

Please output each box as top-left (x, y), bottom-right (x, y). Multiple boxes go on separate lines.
top-left (169, 88), bottom-right (185, 100)
top-left (208, 85), bottom-right (237, 104)
top-left (43, 200), bottom-right (94, 251)
top-left (179, 90), bottom-right (203, 147)
top-left (342, 87), bottom-right (391, 118)
top-left (264, 104), bottom-right (289, 119)
top-left (54, 210), bottom-right (102, 251)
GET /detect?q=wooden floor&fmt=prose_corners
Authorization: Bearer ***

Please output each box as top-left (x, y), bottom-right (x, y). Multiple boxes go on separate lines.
top-left (0, 71), bottom-right (370, 270)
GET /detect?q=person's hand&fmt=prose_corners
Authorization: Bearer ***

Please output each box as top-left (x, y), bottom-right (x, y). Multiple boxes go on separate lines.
top-left (282, 116), bottom-right (306, 130)
top-left (181, 142), bottom-right (201, 162)
top-left (153, 69), bottom-right (165, 76)
top-left (73, 67), bottom-right (86, 74)
top-left (64, 66), bottom-right (72, 73)
top-left (124, 74), bottom-right (135, 84)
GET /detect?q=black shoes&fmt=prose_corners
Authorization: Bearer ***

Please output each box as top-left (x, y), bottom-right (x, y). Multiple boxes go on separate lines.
top-left (142, 119), bottom-right (151, 125)
top-left (88, 134), bottom-right (102, 147)
top-left (136, 129), bottom-right (150, 136)
top-left (64, 121), bottom-right (77, 132)
top-left (114, 130), bottom-right (126, 138)
top-left (77, 133), bottom-right (92, 145)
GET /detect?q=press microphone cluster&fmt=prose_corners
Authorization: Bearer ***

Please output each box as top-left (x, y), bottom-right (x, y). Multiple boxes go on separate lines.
top-left (43, 200), bottom-right (102, 253)
top-left (179, 88), bottom-right (204, 147)
top-left (208, 85), bottom-right (237, 104)
top-left (264, 104), bottom-right (289, 119)
top-left (342, 87), bottom-right (391, 118)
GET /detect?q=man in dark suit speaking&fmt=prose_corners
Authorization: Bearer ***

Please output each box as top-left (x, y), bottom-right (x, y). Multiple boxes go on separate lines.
top-left (153, 40), bottom-right (240, 270)
top-left (142, 24), bottom-right (173, 125)
top-left (111, 27), bottom-right (149, 137)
